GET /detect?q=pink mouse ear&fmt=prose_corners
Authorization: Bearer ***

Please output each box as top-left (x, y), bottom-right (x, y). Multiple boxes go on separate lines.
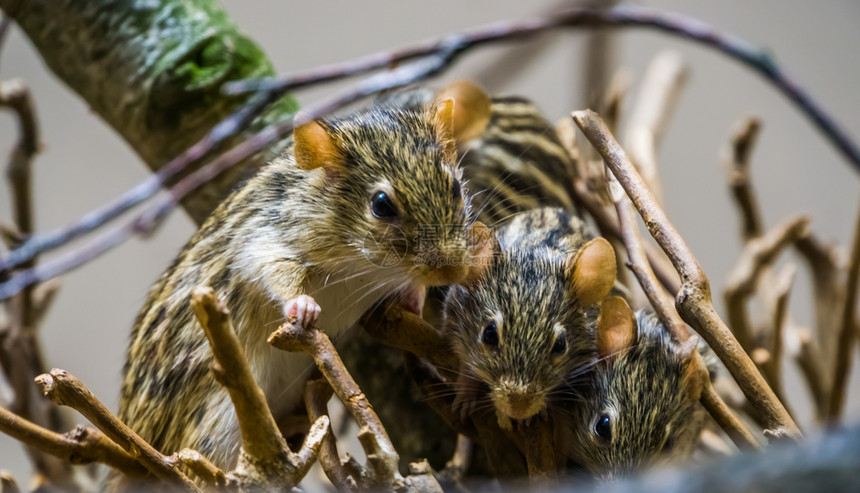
top-left (293, 119), bottom-right (345, 172)
top-left (565, 237), bottom-right (617, 306)
top-left (436, 80), bottom-right (492, 144)
top-left (596, 296), bottom-right (637, 363)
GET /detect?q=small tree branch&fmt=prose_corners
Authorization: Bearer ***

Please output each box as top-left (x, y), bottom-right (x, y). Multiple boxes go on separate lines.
top-left (167, 449), bottom-right (226, 488)
top-left (269, 319), bottom-right (423, 490)
top-left (0, 405), bottom-right (146, 476)
top-left (826, 197), bottom-right (860, 421)
top-left (625, 50), bottom-right (689, 204)
top-left (610, 163), bottom-right (760, 451)
top-left (725, 117), bottom-right (764, 240)
top-left (723, 215), bottom-right (810, 353)
top-left (572, 109), bottom-right (801, 440)
top-left (765, 264), bottom-right (796, 406)
top-left (34, 369), bottom-right (198, 490)
top-left (190, 286), bottom-right (328, 487)
top-left (0, 471), bottom-right (20, 493)
top-left (304, 378), bottom-right (358, 493)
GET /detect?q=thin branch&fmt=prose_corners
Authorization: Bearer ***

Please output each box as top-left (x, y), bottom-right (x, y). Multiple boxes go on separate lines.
top-left (827, 197), bottom-right (860, 421)
top-left (190, 286), bottom-right (328, 486)
top-left (700, 382), bottom-right (761, 452)
top-left (0, 405), bottom-right (146, 476)
top-left (34, 369), bottom-right (198, 490)
top-left (166, 450), bottom-right (226, 488)
top-left (723, 215), bottom-right (810, 353)
top-left (226, 4), bottom-right (860, 177)
top-left (0, 471), bottom-right (20, 493)
top-left (268, 321), bottom-right (401, 489)
top-left (521, 419), bottom-right (557, 482)
top-left (725, 117), bottom-right (764, 240)
top-left (438, 434), bottom-right (472, 484)
top-left (625, 50), bottom-right (689, 204)
top-left (1, 2), bottom-right (859, 290)
top-left (304, 378), bottom-right (358, 493)
top-left (610, 164), bottom-right (760, 451)
top-left (765, 264), bottom-right (796, 406)
top-left (572, 109), bottom-right (801, 440)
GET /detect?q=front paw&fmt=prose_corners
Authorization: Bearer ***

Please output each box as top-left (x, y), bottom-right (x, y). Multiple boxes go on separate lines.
top-left (285, 294), bottom-right (321, 328)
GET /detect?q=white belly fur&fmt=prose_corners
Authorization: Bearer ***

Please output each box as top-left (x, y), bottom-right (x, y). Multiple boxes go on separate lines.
top-left (237, 268), bottom-right (399, 422)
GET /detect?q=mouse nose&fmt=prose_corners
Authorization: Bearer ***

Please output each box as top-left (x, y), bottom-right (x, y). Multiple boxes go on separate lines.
top-left (492, 383), bottom-right (545, 420)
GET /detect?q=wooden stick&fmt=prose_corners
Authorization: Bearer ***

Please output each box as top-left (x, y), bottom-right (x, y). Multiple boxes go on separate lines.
top-left (827, 197), bottom-right (860, 420)
top-left (0, 406), bottom-right (146, 476)
top-left (190, 286), bottom-right (328, 486)
top-left (34, 369), bottom-right (197, 489)
top-left (572, 109), bottom-right (801, 440)
top-left (304, 378), bottom-right (358, 493)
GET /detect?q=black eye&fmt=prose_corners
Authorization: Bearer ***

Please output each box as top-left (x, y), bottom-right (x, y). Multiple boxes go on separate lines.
top-left (552, 332), bottom-right (567, 354)
top-left (371, 191), bottom-right (399, 219)
top-left (452, 179), bottom-right (461, 200)
top-left (481, 321), bottom-right (499, 347)
top-left (594, 414), bottom-right (612, 441)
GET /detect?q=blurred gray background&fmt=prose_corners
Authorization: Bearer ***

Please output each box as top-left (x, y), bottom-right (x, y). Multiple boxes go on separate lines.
top-left (1, 0), bottom-right (859, 484)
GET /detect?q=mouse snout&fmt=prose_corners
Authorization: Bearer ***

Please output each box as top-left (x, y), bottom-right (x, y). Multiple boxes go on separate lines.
top-left (492, 382), bottom-right (545, 420)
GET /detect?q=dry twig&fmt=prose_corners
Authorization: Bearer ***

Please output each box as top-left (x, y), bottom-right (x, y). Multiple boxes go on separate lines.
top-left (304, 378), bottom-right (358, 493)
top-left (3, 3), bottom-right (860, 300)
top-left (0, 405), bottom-right (146, 476)
top-left (624, 50), bottom-right (688, 204)
top-left (723, 215), bottom-right (810, 353)
top-left (190, 286), bottom-right (328, 488)
top-left (34, 369), bottom-right (198, 490)
top-left (827, 198), bottom-right (860, 421)
top-left (609, 167), bottom-right (760, 451)
top-left (572, 109), bottom-right (801, 440)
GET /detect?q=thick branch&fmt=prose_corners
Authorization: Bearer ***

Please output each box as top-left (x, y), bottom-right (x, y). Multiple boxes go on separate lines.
top-left (34, 369), bottom-right (197, 489)
top-left (572, 109), bottom-right (801, 440)
top-left (0, 0), bottom-right (296, 224)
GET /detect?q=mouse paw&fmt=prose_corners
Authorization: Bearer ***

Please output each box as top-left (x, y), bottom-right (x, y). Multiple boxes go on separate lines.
top-left (285, 294), bottom-right (321, 328)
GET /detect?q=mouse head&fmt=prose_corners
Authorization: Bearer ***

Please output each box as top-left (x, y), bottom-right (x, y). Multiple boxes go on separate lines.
top-left (444, 232), bottom-right (616, 424)
top-left (293, 82), bottom-right (493, 287)
top-left (567, 299), bottom-right (707, 480)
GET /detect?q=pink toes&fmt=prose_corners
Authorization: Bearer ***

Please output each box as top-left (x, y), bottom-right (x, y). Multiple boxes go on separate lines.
top-left (285, 294), bottom-right (321, 328)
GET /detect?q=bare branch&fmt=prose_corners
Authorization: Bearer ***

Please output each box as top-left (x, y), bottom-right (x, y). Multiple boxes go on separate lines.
top-left (190, 286), bottom-right (328, 487)
top-left (167, 449), bottom-right (226, 488)
top-left (34, 369), bottom-right (197, 489)
top-left (572, 109), bottom-right (801, 440)
top-left (522, 419), bottom-right (557, 482)
top-left (304, 378), bottom-right (358, 493)
top-left (725, 117), bottom-right (764, 240)
top-left (827, 198), bottom-right (860, 421)
top-left (765, 264), bottom-right (796, 405)
top-left (724, 215), bottom-right (810, 353)
top-left (0, 406), bottom-right (146, 476)
top-left (269, 319), bottom-right (414, 490)
top-left (625, 50), bottom-right (689, 204)
top-left (0, 471), bottom-right (20, 493)
top-left (610, 163), bottom-right (760, 451)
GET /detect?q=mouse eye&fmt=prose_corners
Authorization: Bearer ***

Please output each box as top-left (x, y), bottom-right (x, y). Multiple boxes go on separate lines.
top-left (371, 191), bottom-right (399, 219)
top-left (452, 179), bottom-right (461, 200)
top-left (594, 414), bottom-right (612, 442)
top-left (551, 332), bottom-right (567, 354)
top-left (481, 320), bottom-right (499, 347)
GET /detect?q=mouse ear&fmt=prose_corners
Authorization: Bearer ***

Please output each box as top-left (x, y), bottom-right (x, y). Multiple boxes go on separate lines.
top-left (460, 221), bottom-right (497, 286)
top-left (565, 237), bottom-right (616, 306)
top-left (436, 80), bottom-right (492, 143)
top-left (433, 97), bottom-right (458, 162)
top-left (677, 335), bottom-right (705, 401)
top-left (596, 296), bottom-right (637, 363)
top-left (293, 118), bottom-right (345, 172)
